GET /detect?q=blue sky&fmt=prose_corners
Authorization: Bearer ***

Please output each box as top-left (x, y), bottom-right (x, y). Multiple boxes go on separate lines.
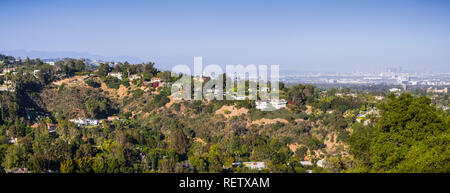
top-left (1, 0), bottom-right (450, 72)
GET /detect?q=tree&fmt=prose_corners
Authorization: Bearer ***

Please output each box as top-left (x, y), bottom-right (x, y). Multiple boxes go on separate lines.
top-left (85, 78), bottom-right (101, 88)
top-left (171, 127), bottom-right (189, 156)
top-left (208, 144), bottom-right (223, 173)
top-left (60, 158), bottom-right (75, 173)
top-left (188, 155), bottom-right (209, 173)
top-left (348, 94), bottom-right (450, 173)
top-left (74, 59), bottom-right (86, 72)
top-left (295, 146), bottom-right (308, 160)
top-left (103, 76), bottom-right (121, 89)
top-left (75, 157), bottom-right (94, 173)
top-left (98, 63), bottom-right (110, 77)
top-left (159, 150), bottom-right (177, 173)
top-left (306, 137), bottom-right (324, 151)
top-left (1, 144), bottom-right (28, 170)
top-left (143, 62), bottom-right (158, 75)
top-left (287, 84), bottom-right (316, 112)
top-left (85, 98), bottom-right (111, 119)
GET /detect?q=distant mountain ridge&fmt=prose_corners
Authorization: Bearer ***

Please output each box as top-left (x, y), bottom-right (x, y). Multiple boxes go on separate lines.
top-left (0, 49), bottom-right (145, 64)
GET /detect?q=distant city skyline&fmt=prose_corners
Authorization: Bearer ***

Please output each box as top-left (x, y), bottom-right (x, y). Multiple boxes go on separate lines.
top-left (1, 0), bottom-right (450, 72)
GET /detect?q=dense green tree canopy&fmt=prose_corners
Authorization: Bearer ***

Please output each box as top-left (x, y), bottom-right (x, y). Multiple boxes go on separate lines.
top-left (348, 94), bottom-right (449, 173)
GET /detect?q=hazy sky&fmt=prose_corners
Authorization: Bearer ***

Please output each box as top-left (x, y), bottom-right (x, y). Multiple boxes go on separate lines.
top-left (1, 0), bottom-right (450, 72)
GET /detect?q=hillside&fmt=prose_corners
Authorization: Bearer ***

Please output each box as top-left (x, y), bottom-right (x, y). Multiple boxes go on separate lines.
top-left (0, 55), bottom-right (448, 173)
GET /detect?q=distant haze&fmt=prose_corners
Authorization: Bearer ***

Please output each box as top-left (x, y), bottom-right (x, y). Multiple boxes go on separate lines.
top-left (0, 49), bottom-right (145, 64)
top-left (1, 0), bottom-right (450, 73)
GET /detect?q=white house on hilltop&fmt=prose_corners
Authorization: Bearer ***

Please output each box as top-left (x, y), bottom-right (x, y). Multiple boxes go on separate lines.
top-left (317, 159), bottom-right (328, 168)
top-left (108, 72), bottom-right (122, 80)
top-left (256, 99), bottom-right (287, 110)
top-left (389, 88), bottom-right (401, 93)
top-left (128, 74), bottom-right (141, 81)
top-left (299, 161), bottom-right (313, 166)
top-left (33, 70), bottom-right (40, 78)
top-left (243, 162), bottom-right (266, 170)
top-left (45, 61), bottom-right (55, 66)
top-left (70, 118), bottom-right (102, 127)
top-left (270, 99), bottom-right (287, 109)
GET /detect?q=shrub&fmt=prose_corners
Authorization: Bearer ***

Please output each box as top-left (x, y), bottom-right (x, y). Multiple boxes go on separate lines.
top-left (85, 78), bottom-right (101, 88)
top-left (103, 76), bottom-right (121, 89)
top-left (295, 146), bottom-right (308, 160)
top-left (306, 137), bottom-right (324, 151)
